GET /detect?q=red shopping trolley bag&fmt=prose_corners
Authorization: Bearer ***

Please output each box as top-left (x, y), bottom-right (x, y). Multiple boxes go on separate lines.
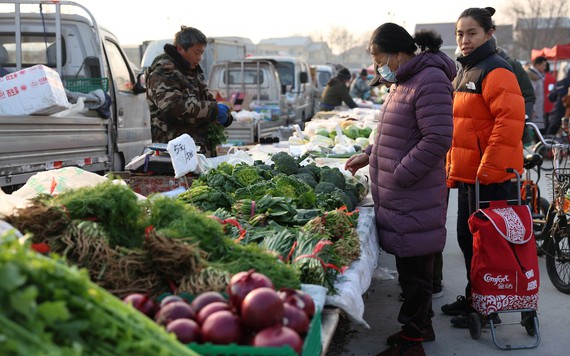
top-left (468, 201), bottom-right (540, 315)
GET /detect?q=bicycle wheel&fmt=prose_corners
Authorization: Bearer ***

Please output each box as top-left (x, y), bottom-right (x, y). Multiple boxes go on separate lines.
top-left (545, 228), bottom-right (570, 294)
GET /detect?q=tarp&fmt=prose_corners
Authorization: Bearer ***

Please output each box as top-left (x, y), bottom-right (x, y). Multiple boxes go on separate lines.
top-left (531, 43), bottom-right (570, 60)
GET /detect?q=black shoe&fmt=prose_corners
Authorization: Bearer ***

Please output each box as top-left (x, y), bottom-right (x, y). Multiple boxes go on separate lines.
top-left (441, 295), bottom-right (468, 316)
top-left (450, 313), bottom-right (469, 328)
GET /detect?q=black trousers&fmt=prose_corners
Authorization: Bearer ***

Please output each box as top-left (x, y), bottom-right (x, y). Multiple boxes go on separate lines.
top-left (456, 181), bottom-right (511, 298)
top-left (396, 253), bottom-right (435, 339)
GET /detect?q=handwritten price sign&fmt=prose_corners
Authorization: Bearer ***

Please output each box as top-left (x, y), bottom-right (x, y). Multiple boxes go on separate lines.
top-left (167, 134), bottom-right (198, 178)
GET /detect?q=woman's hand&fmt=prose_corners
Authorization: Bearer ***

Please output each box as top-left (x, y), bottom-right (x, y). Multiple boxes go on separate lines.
top-left (344, 152), bottom-right (370, 176)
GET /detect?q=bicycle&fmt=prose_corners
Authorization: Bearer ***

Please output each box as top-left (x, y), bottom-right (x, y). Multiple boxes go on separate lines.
top-left (521, 150), bottom-right (550, 254)
top-left (527, 121), bottom-right (570, 294)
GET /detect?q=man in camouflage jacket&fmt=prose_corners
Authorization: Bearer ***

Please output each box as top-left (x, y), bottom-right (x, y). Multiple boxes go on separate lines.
top-left (145, 26), bottom-right (232, 154)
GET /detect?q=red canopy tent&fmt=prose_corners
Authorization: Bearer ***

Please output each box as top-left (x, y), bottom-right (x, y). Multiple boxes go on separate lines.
top-left (531, 43), bottom-right (570, 60)
top-left (531, 43), bottom-right (570, 79)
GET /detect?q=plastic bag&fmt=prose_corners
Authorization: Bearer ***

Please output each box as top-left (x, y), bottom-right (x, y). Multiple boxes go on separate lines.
top-left (196, 147), bottom-right (254, 174)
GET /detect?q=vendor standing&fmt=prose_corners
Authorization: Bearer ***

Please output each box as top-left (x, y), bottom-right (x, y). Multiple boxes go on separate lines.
top-left (145, 26), bottom-right (232, 156)
top-left (320, 67), bottom-right (358, 111)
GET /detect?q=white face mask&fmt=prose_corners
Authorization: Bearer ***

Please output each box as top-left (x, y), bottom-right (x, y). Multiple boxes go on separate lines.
top-left (378, 54), bottom-right (397, 83)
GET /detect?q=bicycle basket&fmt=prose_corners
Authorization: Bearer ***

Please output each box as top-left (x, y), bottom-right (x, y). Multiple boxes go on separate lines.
top-left (547, 168), bottom-right (570, 213)
top-left (64, 77), bottom-right (109, 93)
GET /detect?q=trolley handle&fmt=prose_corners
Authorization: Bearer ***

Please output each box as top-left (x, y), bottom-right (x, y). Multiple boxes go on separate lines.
top-left (475, 169), bottom-right (521, 209)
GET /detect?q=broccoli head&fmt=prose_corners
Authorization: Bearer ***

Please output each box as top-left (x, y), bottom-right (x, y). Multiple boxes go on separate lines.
top-left (319, 167), bottom-right (346, 190)
top-left (295, 173), bottom-right (317, 188)
top-left (316, 190), bottom-right (354, 212)
top-left (271, 151), bottom-right (299, 175)
top-left (314, 181), bottom-right (337, 195)
top-left (300, 163), bottom-right (322, 180)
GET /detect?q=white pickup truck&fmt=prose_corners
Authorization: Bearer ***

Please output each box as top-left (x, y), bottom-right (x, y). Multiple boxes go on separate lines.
top-left (208, 56), bottom-right (318, 143)
top-left (0, 0), bottom-right (150, 190)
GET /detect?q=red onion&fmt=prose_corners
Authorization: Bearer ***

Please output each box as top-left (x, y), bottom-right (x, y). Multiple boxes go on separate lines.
top-left (190, 291), bottom-right (227, 314)
top-left (166, 318), bottom-right (201, 343)
top-left (123, 293), bottom-right (157, 318)
top-left (278, 288), bottom-right (316, 318)
top-left (228, 269), bottom-right (274, 311)
top-left (201, 310), bottom-right (243, 345)
top-left (196, 301), bottom-right (230, 325)
top-left (241, 287), bottom-right (284, 331)
top-left (253, 325), bottom-right (303, 354)
top-left (159, 295), bottom-right (185, 309)
top-left (155, 301), bottom-right (195, 326)
top-left (283, 303), bottom-right (310, 336)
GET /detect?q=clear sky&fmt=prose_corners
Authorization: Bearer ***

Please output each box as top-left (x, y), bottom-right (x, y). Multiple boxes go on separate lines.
top-left (56, 0), bottom-right (522, 45)
top-left (1, 0), bottom-right (529, 45)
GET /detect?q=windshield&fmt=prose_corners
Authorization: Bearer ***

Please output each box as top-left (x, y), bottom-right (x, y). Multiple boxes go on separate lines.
top-left (273, 61), bottom-right (295, 88)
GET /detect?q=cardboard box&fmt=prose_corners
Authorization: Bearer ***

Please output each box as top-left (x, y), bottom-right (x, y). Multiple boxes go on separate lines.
top-left (0, 64), bottom-right (70, 115)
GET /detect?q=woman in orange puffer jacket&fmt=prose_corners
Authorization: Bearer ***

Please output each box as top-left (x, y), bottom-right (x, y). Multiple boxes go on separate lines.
top-left (441, 7), bottom-right (525, 329)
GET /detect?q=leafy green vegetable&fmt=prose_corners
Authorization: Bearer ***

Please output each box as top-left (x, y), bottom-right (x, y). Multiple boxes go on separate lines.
top-left (178, 185), bottom-right (233, 212)
top-left (232, 164), bottom-right (262, 186)
top-left (0, 230), bottom-right (198, 356)
top-left (51, 180), bottom-right (144, 248)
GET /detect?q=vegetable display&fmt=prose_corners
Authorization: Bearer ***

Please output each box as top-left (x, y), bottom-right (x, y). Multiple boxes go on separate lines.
top-left (0, 228), bottom-right (198, 356)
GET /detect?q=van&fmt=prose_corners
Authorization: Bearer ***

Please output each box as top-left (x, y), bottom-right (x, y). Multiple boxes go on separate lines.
top-left (244, 56), bottom-right (318, 125)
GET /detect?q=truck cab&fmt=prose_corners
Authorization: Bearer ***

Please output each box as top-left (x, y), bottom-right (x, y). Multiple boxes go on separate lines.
top-left (0, 0), bottom-right (150, 188)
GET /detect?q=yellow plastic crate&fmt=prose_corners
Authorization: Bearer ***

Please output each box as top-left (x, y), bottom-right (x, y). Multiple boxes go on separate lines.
top-left (188, 308), bottom-right (322, 356)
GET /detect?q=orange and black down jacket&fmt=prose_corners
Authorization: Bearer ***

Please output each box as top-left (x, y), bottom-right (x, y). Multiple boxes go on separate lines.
top-left (446, 40), bottom-right (525, 186)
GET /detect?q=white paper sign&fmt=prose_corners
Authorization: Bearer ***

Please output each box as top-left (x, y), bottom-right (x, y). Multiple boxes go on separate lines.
top-left (166, 134), bottom-right (198, 178)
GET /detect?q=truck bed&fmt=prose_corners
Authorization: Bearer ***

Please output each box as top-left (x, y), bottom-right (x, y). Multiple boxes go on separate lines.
top-left (0, 114), bottom-right (110, 188)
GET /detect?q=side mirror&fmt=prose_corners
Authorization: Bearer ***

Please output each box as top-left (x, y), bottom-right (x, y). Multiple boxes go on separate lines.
top-left (300, 72), bottom-right (308, 84)
top-left (132, 72), bottom-right (146, 95)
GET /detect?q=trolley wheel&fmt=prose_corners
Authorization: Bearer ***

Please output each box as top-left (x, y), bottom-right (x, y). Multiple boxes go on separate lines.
top-left (521, 311), bottom-right (538, 336)
top-left (468, 312), bottom-right (482, 339)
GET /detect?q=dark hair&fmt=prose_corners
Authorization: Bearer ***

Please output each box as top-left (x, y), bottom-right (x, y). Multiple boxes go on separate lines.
top-left (368, 22), bottom-right (442, 55)
top-left (457, 7), bottom-right (496, 33)
top-left (533, 56), bottom-right (548, 66)
top-left (174, 26), bottom-right (207, 50)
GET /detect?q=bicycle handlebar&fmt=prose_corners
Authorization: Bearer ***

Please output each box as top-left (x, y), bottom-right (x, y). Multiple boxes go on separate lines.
top-left (525, 122), bottom-right (552, 148)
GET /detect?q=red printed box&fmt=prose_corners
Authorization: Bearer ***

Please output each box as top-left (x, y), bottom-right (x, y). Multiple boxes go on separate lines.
top-left (0, 64), bottom-right (70, 115)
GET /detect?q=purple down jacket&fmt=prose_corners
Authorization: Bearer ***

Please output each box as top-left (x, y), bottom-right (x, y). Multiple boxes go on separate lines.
top-left (367, 51), bottom-right (455, 257)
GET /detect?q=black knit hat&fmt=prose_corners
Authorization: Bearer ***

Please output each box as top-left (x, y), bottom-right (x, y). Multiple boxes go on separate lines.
top-left (337, 67), bottom-right (351, 81)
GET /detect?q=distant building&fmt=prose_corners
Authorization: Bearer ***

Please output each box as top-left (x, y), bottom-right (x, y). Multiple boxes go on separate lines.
top-left (256, 36), bottom-right (333, 64)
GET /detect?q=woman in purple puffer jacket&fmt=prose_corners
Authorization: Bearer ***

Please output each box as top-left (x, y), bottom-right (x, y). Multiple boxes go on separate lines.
top-left (345, 22), bottom-right (455, 356)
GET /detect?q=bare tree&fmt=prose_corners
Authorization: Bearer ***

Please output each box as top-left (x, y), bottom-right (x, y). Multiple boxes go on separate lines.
top-left (326, 26), bottom-right (356, 61)
top-left (506, 0), bottom-right (570, 58)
